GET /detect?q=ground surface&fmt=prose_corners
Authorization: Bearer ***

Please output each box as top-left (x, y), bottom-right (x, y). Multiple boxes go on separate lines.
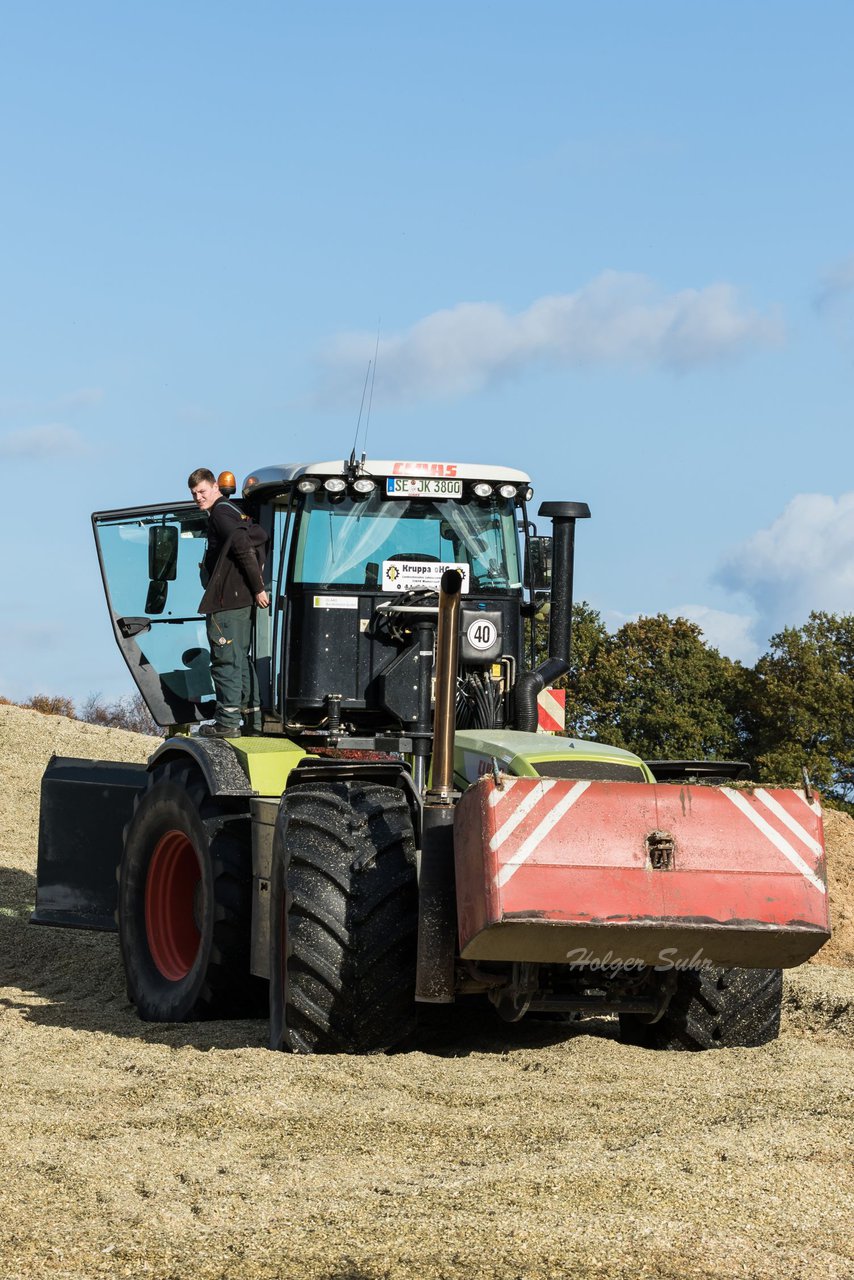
top-left (1, 704), bottom-right (852, 1280)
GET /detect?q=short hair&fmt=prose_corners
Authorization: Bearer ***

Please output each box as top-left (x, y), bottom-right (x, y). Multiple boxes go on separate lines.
top-left (188, 467), bottom-right (216, 489)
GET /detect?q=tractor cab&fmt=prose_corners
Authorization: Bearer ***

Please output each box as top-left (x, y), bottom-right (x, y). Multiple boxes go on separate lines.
top-left (92, 459), bottom-right (564, 747)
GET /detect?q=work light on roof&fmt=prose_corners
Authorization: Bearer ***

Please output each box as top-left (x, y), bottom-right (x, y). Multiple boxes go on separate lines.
top-left (498, 483), bottom-right (518, 499)
top-left (297, 477), bottom-right (319, 493)
top-left (472, 482), bottom-right (493, 498)
top-left (323, 477), bottom-right (346, 493)
top-left (352, 477), bottom-right (376, 494)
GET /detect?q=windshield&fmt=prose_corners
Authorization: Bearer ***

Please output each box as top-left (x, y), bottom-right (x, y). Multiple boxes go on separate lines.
top-left (292, 490), bottom-right (522, 592)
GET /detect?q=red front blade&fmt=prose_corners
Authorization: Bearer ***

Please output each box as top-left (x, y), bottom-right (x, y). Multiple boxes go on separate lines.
top-left (453, 776), bottom-right (830, 968)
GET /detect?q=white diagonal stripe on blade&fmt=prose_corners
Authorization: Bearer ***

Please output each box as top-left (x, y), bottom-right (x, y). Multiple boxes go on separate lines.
top-left (488, 776), bottom-right (517, 808)
top-left (794, 788), bottom-right (823, 818)
top-left (488, 780), bottom-right (556, 851)
top-left (496, 780), bottom-right (591, 888)
top-left (754, 788), bottom-right (824, 857)
top-left (721, 788), bottom-right (826, 895)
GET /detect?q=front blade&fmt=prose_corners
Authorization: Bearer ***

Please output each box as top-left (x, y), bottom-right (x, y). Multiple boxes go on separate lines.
top-left (453, 776), bottom-right (830, 968)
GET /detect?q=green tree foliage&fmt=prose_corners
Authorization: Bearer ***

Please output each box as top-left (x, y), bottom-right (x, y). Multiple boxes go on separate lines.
top-left (526, 600), bottom-right (610, 738)
top-left (566, 612), bottom-right (747, 760)
top-left (743, 612), bottom-right (854, 802)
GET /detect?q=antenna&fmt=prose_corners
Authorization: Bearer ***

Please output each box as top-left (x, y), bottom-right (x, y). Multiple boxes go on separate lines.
top-left (362, 320), bottom-right (381, 465)
top-left (350, 359), bottom-right (372, 470)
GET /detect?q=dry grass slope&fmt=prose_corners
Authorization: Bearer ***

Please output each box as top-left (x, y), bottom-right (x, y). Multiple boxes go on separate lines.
top-left (1, 704), bottom-right (852, 1280)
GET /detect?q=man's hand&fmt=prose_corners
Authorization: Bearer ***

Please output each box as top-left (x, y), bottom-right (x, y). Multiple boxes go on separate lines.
top-left (255, 590), bottom-right (270, 609)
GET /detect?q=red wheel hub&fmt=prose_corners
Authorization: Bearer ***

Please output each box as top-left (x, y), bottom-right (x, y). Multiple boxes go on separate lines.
top-left (145, 829), bottom-right (202, 980)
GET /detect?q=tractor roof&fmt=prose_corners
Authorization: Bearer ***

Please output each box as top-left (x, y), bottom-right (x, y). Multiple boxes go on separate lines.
top-left (242, 459), bottom-right (531, 497)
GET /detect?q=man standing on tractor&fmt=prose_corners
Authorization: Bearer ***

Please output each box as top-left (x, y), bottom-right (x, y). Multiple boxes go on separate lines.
top-left (188, 468), bottom-right (269, 738)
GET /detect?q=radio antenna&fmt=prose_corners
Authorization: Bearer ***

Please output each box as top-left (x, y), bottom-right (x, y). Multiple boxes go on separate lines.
top-left (350, 358), bottom-right (372, 470)
top-left (361, 320), bottom-right (381, 465)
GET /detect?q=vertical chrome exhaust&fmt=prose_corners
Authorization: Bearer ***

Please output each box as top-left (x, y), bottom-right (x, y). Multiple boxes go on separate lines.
top-left (515, 501), bottom-right (590, 732)
top-left (428, 568), bottom-right (462, 802)
top-left (416, 568), bottom-right (462, 1003)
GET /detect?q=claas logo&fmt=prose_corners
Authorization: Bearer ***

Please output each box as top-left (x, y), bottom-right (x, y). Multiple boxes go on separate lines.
top-left (392, 462), bottom-right (458, 477)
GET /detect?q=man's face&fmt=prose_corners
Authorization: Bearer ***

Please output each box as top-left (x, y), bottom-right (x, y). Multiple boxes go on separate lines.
top-left (191, 480), bottom-right (221, 511)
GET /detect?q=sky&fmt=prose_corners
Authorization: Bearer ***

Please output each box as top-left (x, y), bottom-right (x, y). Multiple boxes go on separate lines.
top-left (2, 0), bottom-right (854, 706)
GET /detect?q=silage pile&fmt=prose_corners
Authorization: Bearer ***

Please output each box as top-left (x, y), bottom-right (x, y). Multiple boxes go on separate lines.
top-left (0, 703), bottom-right (852, 1280)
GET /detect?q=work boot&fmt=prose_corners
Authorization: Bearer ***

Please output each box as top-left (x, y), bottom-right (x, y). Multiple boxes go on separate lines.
top-left (242, 707), bottom-right (262, 736)
top-left (199, 722), bottom-right (241, 739)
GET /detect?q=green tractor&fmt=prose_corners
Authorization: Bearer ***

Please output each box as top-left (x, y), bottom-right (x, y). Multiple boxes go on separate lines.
top-left (35, 457), bottom-right (830, 1052)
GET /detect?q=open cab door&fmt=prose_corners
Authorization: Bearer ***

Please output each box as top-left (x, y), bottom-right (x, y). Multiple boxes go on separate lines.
top-left (93, 504), bottom-right (215, 727)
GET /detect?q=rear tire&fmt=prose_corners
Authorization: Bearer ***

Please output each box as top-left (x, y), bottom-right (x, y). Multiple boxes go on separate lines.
top-left (619, 966), bottom-right (783, 1050)
top-left (119, 760), bottom-right (253, 1021)
top-left (275, 780), bottom-right (418, 1054)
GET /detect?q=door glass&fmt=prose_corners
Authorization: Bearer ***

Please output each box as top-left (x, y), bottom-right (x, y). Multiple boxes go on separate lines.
top-left (95, 505), bottom-right (215, 721)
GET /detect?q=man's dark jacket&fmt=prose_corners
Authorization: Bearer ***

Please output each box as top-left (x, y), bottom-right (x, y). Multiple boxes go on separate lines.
top-left (198, 498), bottom-right (267, 615)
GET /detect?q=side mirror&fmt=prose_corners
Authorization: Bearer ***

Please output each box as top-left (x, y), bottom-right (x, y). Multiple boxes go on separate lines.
top-left (526, 536), bottom-right (553, 594)
top-left (145, 580), bottom-right (168, 615)
top-left (148, 525), bottom-right (179, 582)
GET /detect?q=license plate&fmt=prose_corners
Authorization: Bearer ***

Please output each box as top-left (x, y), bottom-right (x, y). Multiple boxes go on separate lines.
top-left (385, 477), bottom-right (463, 499)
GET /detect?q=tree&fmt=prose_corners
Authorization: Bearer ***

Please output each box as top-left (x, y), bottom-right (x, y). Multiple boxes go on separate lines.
top-left (22, 694), bottom-right (76, 718)
top-left (743, 612), bottom-right (854, 804)
top-left (567, 613), bottom-right (747, 760)
top-left (525, 600), bottom-right (610, 737)
top-left (80, 692), bottom-right (159, 736)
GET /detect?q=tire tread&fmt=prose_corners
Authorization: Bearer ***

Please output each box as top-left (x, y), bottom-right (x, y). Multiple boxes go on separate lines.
top-left (281, 780), bottom-right (418, 1054)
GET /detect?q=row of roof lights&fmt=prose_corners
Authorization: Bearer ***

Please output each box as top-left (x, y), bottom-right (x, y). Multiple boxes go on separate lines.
top-left (295, 477), bottom-right (533, 500)
top-left (473, 481), bottom-right (529, 500)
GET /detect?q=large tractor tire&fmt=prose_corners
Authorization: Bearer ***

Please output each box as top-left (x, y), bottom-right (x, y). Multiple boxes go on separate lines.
top-left (619, 966), bottom-right (783, 1050)
top-left (118, 758), bottom-right (254, 1022)
top-left (273, 780), bottom-right (418, 1054)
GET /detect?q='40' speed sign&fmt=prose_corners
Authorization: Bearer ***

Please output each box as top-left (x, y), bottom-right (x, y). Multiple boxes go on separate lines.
top-left (467, 618), bottom-right (497, 650)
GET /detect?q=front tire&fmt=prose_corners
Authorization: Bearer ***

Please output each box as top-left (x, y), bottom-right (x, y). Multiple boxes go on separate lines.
top-left (619, 966), bottom-right (783, 1050)
top-left (273, 780), bottom-right (418, 1054)
top-left (119, 760), bottom-right (253, 1021)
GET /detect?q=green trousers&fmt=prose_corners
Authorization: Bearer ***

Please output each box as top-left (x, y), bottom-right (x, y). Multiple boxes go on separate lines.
top-left (206, 607), bottom-right (260, 731)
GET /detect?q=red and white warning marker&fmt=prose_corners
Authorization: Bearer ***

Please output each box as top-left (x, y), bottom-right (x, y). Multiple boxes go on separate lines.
top-left (536, 688), bottom-right (566, 733)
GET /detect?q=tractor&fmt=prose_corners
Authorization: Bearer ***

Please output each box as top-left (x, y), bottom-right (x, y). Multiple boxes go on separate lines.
top-left (35, 456), bottom-right (830, 1051)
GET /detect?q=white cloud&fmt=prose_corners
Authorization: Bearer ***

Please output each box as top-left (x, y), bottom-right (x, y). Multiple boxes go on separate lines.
top-left (318, 272), bottom-right (784, 404)
top-left (0, 425), bottom-right (89, 459)
top-left (715, 492), bottom-right (854, 637)
top-left (603, 604), bottom-right (760, 664)
top-left (667, 604), bottom-right (761, 665)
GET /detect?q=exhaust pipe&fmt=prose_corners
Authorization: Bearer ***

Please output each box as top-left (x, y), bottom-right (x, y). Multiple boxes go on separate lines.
top-left (428, 568), bottom-right (462, 803)
top-left (416, 569), bottom-right (462, 1003)
top-left (515, 501), bottom-right (590, 732)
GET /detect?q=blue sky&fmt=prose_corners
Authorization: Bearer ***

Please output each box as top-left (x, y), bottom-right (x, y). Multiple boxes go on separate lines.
top-left (2, 1), bottom-right (854, 706)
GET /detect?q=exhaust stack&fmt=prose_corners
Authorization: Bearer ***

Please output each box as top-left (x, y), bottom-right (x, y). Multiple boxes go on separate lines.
top-left (415, 569), bottom-right (463, 1003)
top-left (515, 501), bottom-right (590, 732)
